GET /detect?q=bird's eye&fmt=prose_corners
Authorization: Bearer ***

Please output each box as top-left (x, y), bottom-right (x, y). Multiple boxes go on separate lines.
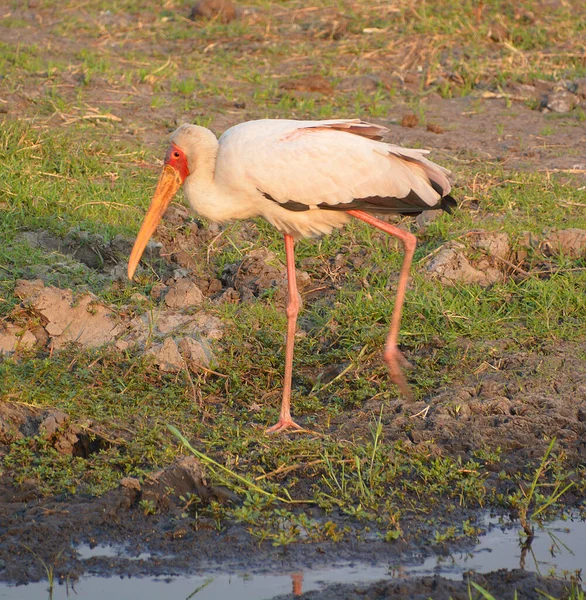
top-left (173, 151), bottom-right (180, 158)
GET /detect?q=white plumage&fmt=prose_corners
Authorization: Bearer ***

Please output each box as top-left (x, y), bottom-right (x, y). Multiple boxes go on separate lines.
top-left (128, 118), bottom-right (456, 432)
top-left (175, 119), bottom-right (452, 238)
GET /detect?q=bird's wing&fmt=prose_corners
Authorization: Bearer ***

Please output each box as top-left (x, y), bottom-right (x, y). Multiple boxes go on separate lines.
top-left (216, 120), bottom-right (451, 212)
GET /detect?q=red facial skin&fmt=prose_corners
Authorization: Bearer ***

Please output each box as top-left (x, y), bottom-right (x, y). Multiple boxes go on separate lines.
top-left (164, 143), bottom-right (190, 183)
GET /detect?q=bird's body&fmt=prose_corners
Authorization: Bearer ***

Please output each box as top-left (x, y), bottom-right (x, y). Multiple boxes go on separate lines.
top-left (175, 119), bottom-right (452, 238)
top-left (128, 118), bottom-right (455, 433)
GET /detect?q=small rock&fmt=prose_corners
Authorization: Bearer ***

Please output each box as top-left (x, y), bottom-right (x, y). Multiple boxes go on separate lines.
top-left (30, 325), bottom-right (49, 347)
top-left (164, 205), bottom-right (190, 224)
top-left (189, 0), bottom-right (237, 23)
top-left (487, 397), bottom-right (512, 415)
top-left (192, 313), bottom-right (224, 340)
top-left (46, 322), bottom-right (64, 336)
top-left (14, 279), bottom-right (125, 350)
top-left (54, 430), bottom-right (81, 456)
top-left (0, 328), bottom-right (19, 354)
top-left (401, 114), bottom-right (419, 128)
top-left (154, 312), bottom-right (197, 335)
top-left (222, 247), bottom-right (311, 307)
top-left (164, 279), bottom-right (205, 309)
top-left (14, 279), bottom-right (45, 299)
top-left (173, 268), bottom-right (190, 280)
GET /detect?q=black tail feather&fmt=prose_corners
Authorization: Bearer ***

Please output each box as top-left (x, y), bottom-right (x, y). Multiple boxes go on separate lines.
top-left (441, 194), bottom-right (457, 214)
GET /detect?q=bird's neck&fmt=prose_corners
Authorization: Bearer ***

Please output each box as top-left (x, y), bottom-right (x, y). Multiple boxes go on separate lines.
top-left (189, 143), bottom-right (219, 185)
top-left (183, 147), bottom-right (241, 223)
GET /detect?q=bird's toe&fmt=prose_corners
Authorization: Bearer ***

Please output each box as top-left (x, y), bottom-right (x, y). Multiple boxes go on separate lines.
top-left (265, 418), bottom-right (303, 435)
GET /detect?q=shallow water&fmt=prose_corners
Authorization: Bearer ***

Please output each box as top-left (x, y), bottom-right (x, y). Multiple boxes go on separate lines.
top-left (1, 516), bottom-right (584, 599)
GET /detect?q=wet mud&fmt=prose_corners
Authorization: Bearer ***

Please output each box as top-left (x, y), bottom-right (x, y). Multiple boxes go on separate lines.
top-left (275, 570), bottom-right (580, 600)
top-left (1, 222), bottom-right (586, 596)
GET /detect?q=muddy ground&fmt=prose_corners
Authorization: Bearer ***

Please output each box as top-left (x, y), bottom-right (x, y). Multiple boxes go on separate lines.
top-left (1, 1), bottom-right (586, 598)
top-left (1, 208), bottom-right (585, 597)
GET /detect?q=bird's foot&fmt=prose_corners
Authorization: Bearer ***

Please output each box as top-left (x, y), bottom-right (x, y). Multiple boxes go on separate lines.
top-left (265, 417), bottom-right (303, 435)
top-left (384, 345), bottom-right (414, 401)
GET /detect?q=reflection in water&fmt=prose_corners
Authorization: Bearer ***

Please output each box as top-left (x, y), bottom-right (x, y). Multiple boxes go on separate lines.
top-left (291, 572), bottom-right (303, 596)
top-left (1, 516), bottom-right (585, 600)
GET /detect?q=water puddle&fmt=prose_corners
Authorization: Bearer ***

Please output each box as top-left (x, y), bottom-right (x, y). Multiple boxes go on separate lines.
top-left (74, 544), bottom-right (160, 562)
top-left (1, 516), bottom-right (584, 599)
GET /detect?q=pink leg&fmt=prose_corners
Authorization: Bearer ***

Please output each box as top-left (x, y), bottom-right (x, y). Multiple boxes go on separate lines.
top-left (347, 210), bottom-right (416, 401)
top-left (266, 234), bottom-right (303, 433)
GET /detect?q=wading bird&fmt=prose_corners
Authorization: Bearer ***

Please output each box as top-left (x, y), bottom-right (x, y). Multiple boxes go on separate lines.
top-left (128, 119), bottom-right (455, 433)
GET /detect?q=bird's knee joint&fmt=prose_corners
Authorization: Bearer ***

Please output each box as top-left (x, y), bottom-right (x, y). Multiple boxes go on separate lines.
top-left (286, 291), bottom-right (301, 319)
top-left (286, 303), bottom-right (299, 319)
top-left (403, 233), bottom-right (417, 253)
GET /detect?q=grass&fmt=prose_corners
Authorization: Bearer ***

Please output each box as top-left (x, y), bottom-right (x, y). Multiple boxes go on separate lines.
top-left (0, 0), bottom-right (586, 586)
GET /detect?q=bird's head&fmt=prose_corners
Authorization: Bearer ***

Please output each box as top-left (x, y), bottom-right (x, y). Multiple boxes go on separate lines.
top-left (127, 124), bottom-right (215, 280)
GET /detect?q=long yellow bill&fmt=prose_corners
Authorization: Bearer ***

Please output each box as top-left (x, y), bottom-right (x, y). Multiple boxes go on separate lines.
top-left (128, 164), bottom-right (183, 280)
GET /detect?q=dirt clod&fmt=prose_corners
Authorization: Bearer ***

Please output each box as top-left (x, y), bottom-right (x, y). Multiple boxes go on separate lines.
top-left (221, 248), bottom-right (310, 307)
top-left (401, 113), bottom-right (419, 128)
top-left (541, 90), bottom-right (579, 113)
top-left (468, 230), bottom-right (510, 259)
top-left (178, 336), bottom-right (215, 371)
top-left (189, 0), bottom-right (237, 23)
top-left (164, 278), bottom-right (205, 309)
top-left (425, 229), bottom-right (586, 285)
top-left (0, 402), bottom-right (107, 458)
top-left (14, 279), bottom-right (124, 350)
top-left (140, 456), bottom-right (208, 511)
top-left (148, 337), bottom-right (184, 372)
top-left (541, 228), bottom-right (586, 258)
top-left (488, 21), bottom-right (509, 42)
top-left (0, 325), bottom-right (37, 354)
top-left (426, 122), bottom-right (444, 134)
top-left (21, 230), bottom-right (136, 273)
top-left (338, 75), bottom-right (380, 92)
top-left (280, 75), bottom-right (335, 96)
top-left (425, 243), bottom-right (503, 285)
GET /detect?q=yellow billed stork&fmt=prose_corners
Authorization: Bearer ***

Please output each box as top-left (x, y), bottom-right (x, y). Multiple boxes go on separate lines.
top-left (128, 119), bottom-right (456, 433)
